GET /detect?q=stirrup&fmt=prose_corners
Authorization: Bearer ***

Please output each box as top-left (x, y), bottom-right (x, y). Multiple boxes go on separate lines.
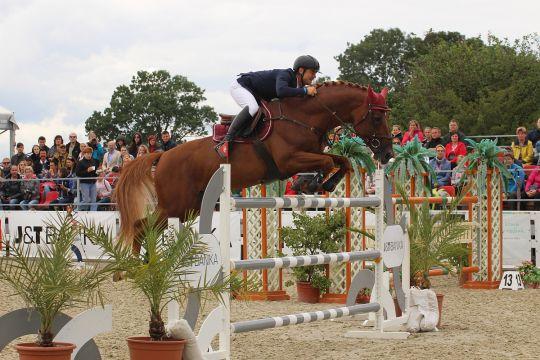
top-left (215, 141), bottom-right (229, 159)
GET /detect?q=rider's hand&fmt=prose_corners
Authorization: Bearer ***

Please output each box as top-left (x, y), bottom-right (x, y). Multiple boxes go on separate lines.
top-left (306, 86), bottom-right (317, 96)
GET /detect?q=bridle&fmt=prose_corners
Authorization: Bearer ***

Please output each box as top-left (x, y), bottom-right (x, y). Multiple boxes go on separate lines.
top-left (269, 96), bottom-right (391, 151)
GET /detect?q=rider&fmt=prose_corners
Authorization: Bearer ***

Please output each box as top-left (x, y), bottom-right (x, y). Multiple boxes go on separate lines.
top-left (215, 55), bottom-right (320, 158)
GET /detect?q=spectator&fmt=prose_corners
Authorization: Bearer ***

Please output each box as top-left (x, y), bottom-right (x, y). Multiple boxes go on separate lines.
top-left (120, 146), bottom-right (134, 166)
top-left (29, 145), bottom-right (41, 169)
top-left (423, 126), bottom-right (432, 145)
top-left (284, 175), bottom-right (299, 196)
top-left (48, 135), bottom-right (64, 158)
top-left (445, 133), bottom-right (467, 167)
top-left (137, 144), bottom-right (149, 157)
top-left (105, 165), bottom-right (120, 188)
top-left (102, 140), bottom-right (122, 173)
top-left (451, 155), bottom-right (466, 188)
top-left (116, 135), bottom-right (127, 151)
top-left (35, 149), bottom-right (50, 177)
top-left (391, 125), bottom-right (403, 141)
top-left (392, 137), bottom-right (401, 146)
top-left (429, 145), bottom-right (452, 187)
top-left (524, 167), bottom-right (540, 210)
top-left (75, 147), bottom-right (99, 211)
top-left (424, 127), bottom-right (443, 151)
top-left (42, 159), bottom-right (59, 180)
top-left (78, 143), bottom-right (88, 162)
top-left (161, 130), bottom-right (177, 151)
top-left (38, 136), bottom-right (49, 154)
top-left (527, 118), bottom-right (540, 147)
top-left (87, 132), bottom-right (105, 165)
top-left (441, 119), bottom-right (466, 145)
top-left (147, 135), bottom-right (162, 153)
top-left (128, 132), bottom-right (143, 158)
top-left (50, 167), bottom-right (77, 210)
top-left (96, 172), bottom-right (112, 210)
top-left (511, 126), bottom-right (534, 165)
top-left (401, 120), bottom-right (424, 145)
top-left (1, 158), bottom-right (10, 177)
top-left (11, 143), bottom-right (25, 165)
top-left (53, 143), bottom-right (68, 169)
top-left (503, 152), bottom-right (525, 210)
top-left (66, 132), bottom-right (81, 160)
top-left (19, 166), bottom-right (40, 210)
top-left (65, 156), bottom-right (76, 177)
top-left (17, 161), bottom-right (26, 175)
top-left (121, 154), bottom-right (132, 168)
top-left (1, 165), bottom-right (23, 210)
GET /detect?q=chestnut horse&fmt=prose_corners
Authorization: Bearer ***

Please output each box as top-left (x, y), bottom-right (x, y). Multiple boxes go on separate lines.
top-left (116, 81), bottom-right (393, 244)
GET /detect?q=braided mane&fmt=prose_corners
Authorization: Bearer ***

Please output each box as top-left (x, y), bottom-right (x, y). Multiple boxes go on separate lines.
top-left (314, 80), bottom-right (367, 90)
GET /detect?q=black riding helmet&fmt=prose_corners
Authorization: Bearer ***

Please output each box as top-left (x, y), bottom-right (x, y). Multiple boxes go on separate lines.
top-left (293, 55), bottom-right (320, 72)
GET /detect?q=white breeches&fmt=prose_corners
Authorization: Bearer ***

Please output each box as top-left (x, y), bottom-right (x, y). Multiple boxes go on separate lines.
top-left (230, 80), bottom-right (259, 116)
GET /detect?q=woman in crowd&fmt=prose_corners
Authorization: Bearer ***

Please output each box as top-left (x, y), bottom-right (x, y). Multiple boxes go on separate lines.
top-left (401, 119), bottom-right (424, 145)
top-left (524, 167), bottom-right (540, 210)
top-left (128, 132), bottom-right (143, 158)
top-left (147, 135), bottom-right (162, 153)
top-left (17, 160), bottom-right (27, 175)
top-left (445, 133), bottom-right (467, 168)
top-left (19, 166), bottom-right (40, 210)
top-left (116, 135), bottom-right (127, 151)
top-left (96, 172), bottom-right (112, 210)
top-left (511, 126), bottom-right (534, 165)
top-left (48, 135), bottom-right (64, 158)
top-left (75, 147), bottom-right (99, 211)
top-left (78, 142), bottom-right (88, 161)
top-left (29, 145), bottom-right (41, 169)
top-left (137, 144), bottom-right (149, 157)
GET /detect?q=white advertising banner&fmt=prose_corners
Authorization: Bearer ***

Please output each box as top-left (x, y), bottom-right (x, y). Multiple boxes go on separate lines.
top-left (1, 211), bottom-right (117, 259)
top-left (502, 213), bottom-right (531, 267)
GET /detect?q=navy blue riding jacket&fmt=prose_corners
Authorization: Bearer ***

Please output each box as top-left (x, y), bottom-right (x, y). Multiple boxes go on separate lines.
top-left (236, 69), bottom-right (306, 101)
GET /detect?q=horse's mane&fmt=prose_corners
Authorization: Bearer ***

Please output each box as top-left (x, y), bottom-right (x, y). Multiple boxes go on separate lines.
top-left (314, 80), bottom-right (367, 90)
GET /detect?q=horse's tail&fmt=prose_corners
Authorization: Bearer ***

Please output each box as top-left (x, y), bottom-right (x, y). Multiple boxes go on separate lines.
top-left (115, 152), bottom-right (164, 245)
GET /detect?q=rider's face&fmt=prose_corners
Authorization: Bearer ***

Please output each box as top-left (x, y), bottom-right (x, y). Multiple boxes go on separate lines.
top-left (301, 68), bottom-right (317, 85)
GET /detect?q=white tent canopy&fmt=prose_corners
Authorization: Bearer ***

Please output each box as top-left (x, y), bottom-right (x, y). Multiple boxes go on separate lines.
top-left (0, 106), bottom-right (19, 157)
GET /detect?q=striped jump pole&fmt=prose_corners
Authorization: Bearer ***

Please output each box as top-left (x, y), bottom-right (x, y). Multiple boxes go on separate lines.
top-left (232, 196), bottom-right (381, 210)
top-left (231, 250), bottom-right (381, 271)
top-left (231, 303), bottom-right (380, 333)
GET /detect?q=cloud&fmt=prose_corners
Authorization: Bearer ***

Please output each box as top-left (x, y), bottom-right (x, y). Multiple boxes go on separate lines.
top-left (0, 0), bottom-right (538, 154)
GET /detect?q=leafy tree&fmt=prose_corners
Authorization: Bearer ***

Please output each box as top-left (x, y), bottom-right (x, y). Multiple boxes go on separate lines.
top-left (400, 34), bottom-right (540, 135)
top-left (86, 70), bottom-right (217, 142)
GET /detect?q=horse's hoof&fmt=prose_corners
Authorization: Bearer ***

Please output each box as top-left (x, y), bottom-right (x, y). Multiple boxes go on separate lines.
top-left (322, 180), bottom-right (338, 192)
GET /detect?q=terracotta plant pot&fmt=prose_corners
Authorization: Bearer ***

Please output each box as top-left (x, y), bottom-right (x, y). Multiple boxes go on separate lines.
top-left (15, 342), bottom-right (75, 360)
top-left (296, 281), bottom-right (320, 303)
top-left (127, 337), bottom-right (187, 360)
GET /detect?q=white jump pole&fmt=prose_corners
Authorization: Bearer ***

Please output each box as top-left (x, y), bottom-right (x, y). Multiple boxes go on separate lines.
top-left (219, 164), bottom-right (232, 359)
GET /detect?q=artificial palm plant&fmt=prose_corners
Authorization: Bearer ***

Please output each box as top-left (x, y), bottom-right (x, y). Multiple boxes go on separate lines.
top-left (83, 211), bottom-right (230, 342)
top-left (0, 214), bottom-right (113, 347)
top-left (328, 137), bottom-right (376, 181)
top-left (455, 138), bottom-right (511, 194)
top-left (396, 184), bottom-right (470, 288)
top-left (386, 138), bottom-right (436, 194)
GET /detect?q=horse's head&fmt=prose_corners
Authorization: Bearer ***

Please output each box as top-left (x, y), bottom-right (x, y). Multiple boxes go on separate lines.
top-left (352, 85), bottom-right (393, 164)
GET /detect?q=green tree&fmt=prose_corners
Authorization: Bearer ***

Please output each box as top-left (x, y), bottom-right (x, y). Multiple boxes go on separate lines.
top-left (86, 70), bottom-right (217, 142)
top-left (400, 34), bottom-right (540, 135)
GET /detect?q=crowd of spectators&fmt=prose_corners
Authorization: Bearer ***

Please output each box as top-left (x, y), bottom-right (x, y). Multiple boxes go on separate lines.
top-left (392, 117), bottom-right (540, 210)
top-left (0, 130), bottom-right (177, 211)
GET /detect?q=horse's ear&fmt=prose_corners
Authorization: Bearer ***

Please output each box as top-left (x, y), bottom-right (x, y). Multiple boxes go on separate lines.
top-left (367, 84), bottom-right (375, 98)
top-left (381, 87), bottom-right (389, 99)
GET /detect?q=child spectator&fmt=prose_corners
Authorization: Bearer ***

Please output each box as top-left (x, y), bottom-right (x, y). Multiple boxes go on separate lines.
top-left (391, 125), bottom-right (403, 141)
top-left (161, 130), bottom-right (177, 151)
top-left (503, 152), bottom-right (525, 210)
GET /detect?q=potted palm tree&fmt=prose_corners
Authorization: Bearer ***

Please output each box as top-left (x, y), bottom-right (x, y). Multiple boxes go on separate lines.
top-left (0, 214), bottom-right (113, 360)
top-left (328, 137), bottom-right (376, 181)
top-left (83, 212), bottom-right (230, 360)
top-left (281, 211), bottom-right (346, 303)
top-left (396, 185), bottom-right (470, 325)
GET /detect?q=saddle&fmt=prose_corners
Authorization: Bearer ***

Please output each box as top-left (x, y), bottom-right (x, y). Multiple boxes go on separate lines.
top-left (212, 100), bottom-right (274, 143)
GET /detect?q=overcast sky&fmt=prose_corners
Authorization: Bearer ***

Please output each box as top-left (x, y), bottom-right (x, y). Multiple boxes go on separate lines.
top-left (0, 0), bottom-right (538, 157)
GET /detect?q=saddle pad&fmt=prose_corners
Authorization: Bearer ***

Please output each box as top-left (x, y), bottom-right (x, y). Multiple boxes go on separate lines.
top-left (212, 120), bottom-right (273, 143)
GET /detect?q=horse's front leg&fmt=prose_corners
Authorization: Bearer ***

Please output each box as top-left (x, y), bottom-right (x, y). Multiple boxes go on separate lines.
top-left (281, 152), bottom-right (339, 193)
top-left (322, 154), bottom-right (353, 192)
